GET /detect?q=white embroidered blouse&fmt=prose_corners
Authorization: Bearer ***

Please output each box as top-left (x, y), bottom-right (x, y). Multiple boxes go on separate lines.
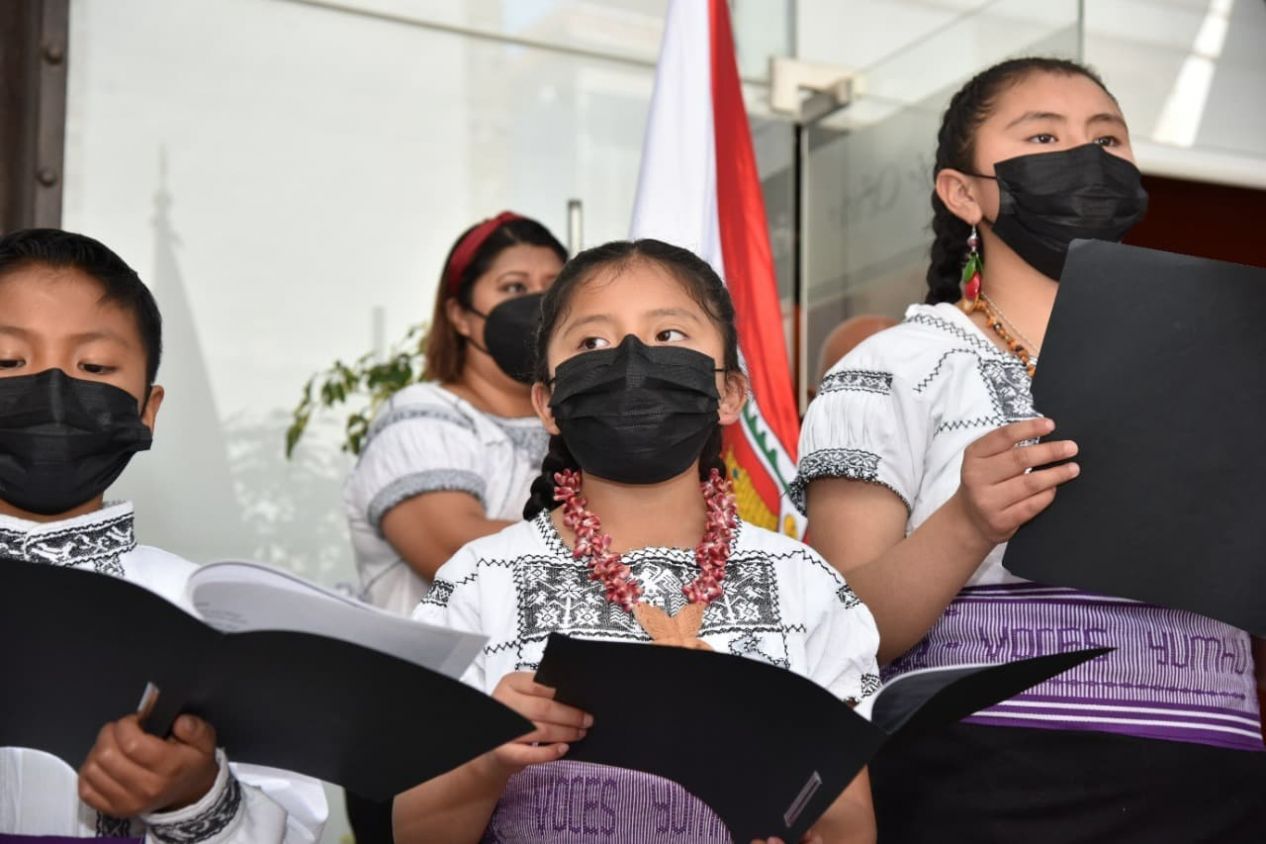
top-left (413, 512), bottom-right (882, 704)
top-left (344, 382), bottom-right (549, 615)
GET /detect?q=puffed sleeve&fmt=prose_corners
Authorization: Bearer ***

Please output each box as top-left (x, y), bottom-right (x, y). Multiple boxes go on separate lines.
top-left (792, 344), bottom-right (928, 515)
top-left (345, 392), bottom-right (489, 536)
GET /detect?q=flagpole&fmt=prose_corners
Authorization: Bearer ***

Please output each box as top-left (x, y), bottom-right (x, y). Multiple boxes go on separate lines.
top-left (793, 122), bottom-right (810, 416)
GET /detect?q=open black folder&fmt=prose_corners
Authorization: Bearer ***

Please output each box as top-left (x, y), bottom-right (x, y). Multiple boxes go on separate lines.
top-left (536, 633), bottom-right (1107, 843)
top-left (0, 557), bottom-right (531, 800)
top-left (1003, 240), bottom-right (1266, 635)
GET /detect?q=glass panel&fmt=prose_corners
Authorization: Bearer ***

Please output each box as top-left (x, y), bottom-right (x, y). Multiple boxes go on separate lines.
top-left (64, 0), bottom-right (793, 590)
top-left (301, 0), bottom-right (669, 63)
top-left (800, 0), bottom-right (1083, 391)
top-left (1086, 0), bottom-right (1266, 162)
top-left (64, 0), bottom-right (657, 591)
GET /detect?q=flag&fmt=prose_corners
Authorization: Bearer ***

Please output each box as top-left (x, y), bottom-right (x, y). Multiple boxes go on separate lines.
top-left (631, 0), bottom-right (804, 538)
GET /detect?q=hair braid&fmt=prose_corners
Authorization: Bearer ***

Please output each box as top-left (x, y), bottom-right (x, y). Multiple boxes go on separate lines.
top-left (523, 434), bottom-right (580, 520)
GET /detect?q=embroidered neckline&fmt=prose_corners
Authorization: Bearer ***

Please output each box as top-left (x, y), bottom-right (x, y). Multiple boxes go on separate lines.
top-left (0, 503), bottom-right (136, 575)
top-left (552, 468), bottom-right (738, 612)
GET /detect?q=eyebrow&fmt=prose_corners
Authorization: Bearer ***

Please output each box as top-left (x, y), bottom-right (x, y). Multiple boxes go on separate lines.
top-left (70, 330), bottom-right (129, 345)
top-left (1005, 110), bottom-right (1128, 131)
top-left (1087, 112), bottom-right (1128, 129)
top-left (1005, 111), bottom-right (1066, 129)
top-left (646, 307), bottom-right (703, 323)
top-left (562, 307), bottom-right (703, 334)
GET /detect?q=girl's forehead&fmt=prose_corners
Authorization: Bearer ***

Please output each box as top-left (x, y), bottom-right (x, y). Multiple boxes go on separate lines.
top-left (986, 72), bottom-right (1123, 125)
top-left (564, 259), bottom-right (701, 313)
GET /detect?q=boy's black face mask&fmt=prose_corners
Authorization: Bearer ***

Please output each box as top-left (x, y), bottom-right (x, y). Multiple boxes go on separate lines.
top-left (548, 335), bottom-right (721, 485)
top-left (0, 368), bottom-right (153, 515)
top-left (977, 143), bottom-right (1149, 281)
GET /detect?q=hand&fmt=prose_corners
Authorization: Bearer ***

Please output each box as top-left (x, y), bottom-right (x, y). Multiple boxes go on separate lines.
top-left (955, 417), bottom-right (1080, 545)
top-left (489, 671), bottom-right (592, 773)
top-left (78, 714), bottom-right (220, 817)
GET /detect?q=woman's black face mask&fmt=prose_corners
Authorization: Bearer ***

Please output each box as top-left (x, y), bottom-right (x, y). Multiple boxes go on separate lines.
top-left (466, 293), bottom-right (543, 384)
top-left (974, 143), bottom-right (1149, 280)
top-left (548, 335), bottom-right (723, 485)
top-left (0, 368), bottom-right (153, 515)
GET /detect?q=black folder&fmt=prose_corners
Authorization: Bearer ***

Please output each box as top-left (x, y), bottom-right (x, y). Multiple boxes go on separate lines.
top-left (0, 557), bottom-right (531, 800)
top-left (536, 632), bottom-right (1107, 843)
top-left (1003, 240), bottom-right (1266, 635)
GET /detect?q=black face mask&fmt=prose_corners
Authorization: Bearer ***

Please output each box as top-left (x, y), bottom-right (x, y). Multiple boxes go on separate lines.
top-left (0, 368), bottom-right (153, 515)
top-left (548, 335), bottom-right (722, 485)
top-left (468, 293), bottom-right (543, 384)
top-left (979, 143), bottom-right (1149, 280)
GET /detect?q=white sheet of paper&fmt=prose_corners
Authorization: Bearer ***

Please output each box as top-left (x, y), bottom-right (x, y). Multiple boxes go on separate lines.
top-left (187, 560), bottom-right (484, 679)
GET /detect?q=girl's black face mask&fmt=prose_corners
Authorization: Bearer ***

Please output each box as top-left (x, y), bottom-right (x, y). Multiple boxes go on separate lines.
top-left (979, 143), bottom-right (1149, 280)
top-left (548, 335), bottom-right (722, 485)
top-left (0, 368), bottom-right (153, 515)
top-left (468, 293), bottom-right (543, 385)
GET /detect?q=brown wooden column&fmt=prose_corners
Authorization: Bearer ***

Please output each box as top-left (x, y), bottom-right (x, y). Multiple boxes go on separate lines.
top-left (0, 0), bottom-right (69, 232)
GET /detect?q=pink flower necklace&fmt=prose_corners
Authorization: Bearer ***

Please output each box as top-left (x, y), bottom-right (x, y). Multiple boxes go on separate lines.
top-left (552, 467), bottom-right (739, 613)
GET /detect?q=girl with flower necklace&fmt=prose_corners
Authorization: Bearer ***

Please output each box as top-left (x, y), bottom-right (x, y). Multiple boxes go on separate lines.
top-left (394, 239), bottom-right (882, 844)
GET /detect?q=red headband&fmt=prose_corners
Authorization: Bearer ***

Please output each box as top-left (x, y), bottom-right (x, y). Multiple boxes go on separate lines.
top-left (444, 211), bottom-right (524, 296)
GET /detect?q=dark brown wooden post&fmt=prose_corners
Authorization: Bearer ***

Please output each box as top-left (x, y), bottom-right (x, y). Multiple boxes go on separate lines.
top-left (0, 0), bottom-right (69, 232)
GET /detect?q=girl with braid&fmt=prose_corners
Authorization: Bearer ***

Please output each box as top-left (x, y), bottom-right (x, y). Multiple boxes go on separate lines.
top-left (394, 239), bottom-right (881, 844)
top-left (796, 58), bottom-right (1266, 841)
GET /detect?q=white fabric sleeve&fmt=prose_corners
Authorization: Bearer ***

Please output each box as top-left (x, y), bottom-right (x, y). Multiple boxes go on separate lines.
top-left (141, 751), bottom-right (326, 843)
top-left (797, 552), bottom-right (882, 705)
top-left (347, 404), bottom-right (488, 536)
top-left (412, 545), bottom-right (489, 694)
top-left (792, 353), bottom-right (926, 515)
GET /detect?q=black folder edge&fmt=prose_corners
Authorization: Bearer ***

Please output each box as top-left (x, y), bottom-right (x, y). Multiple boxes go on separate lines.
top-left (537, 633), bottom-right (1110, 842)
top-left (0, 556), bottom-right (533, 800)
top-left (1001, 240), bottom-right (1266, 635)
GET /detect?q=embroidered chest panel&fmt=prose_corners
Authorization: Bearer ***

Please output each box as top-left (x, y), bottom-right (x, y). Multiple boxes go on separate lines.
top-left (505, 549), bottom-right (794, 673)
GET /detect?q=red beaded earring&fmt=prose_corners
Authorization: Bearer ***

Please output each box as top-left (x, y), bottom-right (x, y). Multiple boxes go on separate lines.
top-left (959, 224), bottom-right (982, 314)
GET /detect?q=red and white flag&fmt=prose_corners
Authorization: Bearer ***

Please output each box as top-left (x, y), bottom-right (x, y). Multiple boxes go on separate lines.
top-left (631, 0), bottom-right (804, 538)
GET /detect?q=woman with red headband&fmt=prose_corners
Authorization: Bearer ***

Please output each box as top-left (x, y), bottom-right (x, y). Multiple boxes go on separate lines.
top-left (344, 212), bottom-right (568, 618)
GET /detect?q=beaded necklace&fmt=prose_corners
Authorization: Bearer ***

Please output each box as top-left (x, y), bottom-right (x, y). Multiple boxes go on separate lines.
top-left (960, 293), bottom-right (1038, 378)
top-left (552, 468), bottom-right (738, 613)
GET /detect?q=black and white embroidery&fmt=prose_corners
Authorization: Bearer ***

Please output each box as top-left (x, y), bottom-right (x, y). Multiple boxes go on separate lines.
top-left (860, 672), bottom-right (882, 699)
top-left (789, 448), bottom-right (895, 513)
top-left (728, 630), bottom-right (787, 668)
top-left (978, 358), bottom-right (1036, 422)
top-left (818, 369), bottom-right (893, 397)
top-left (367, 468), bottom-right (488, 531)
top-left (837, 583), bottom-right (862, 610)
top-left (500, 515), bottom-right (795, 670)
top-left (906, 311), bottom-right (1005, 360)
top-left (96, 812), bottom-right (137, 837)
top-left (148, 775), bottom-right (242, 843)
top-left (425, 578), bottom-right (457, 609)
top-left (0, 509), bottom-right (135, 575)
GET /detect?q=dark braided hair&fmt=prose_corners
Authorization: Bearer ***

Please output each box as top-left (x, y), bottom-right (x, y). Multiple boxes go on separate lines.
top-left (523, 239), bottom-right (742, 520)
top-left (926, 57), bottom-right (1114, 304)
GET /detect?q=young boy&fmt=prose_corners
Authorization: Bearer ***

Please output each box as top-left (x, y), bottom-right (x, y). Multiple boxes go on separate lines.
top-left (0, 229), bottom-right (327, 842)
